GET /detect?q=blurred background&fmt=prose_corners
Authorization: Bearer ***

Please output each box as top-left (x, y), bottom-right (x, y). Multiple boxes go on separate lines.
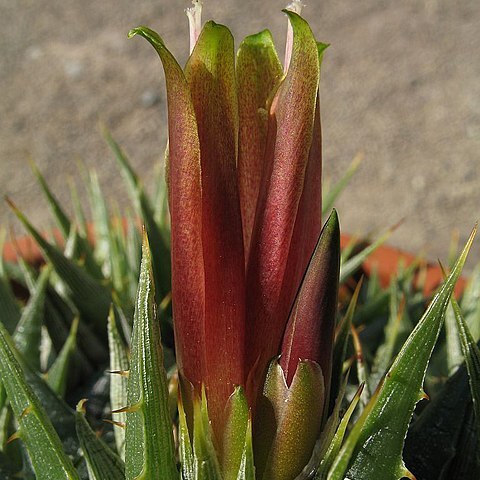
top-left (1, 0), bottom-right (479, 266)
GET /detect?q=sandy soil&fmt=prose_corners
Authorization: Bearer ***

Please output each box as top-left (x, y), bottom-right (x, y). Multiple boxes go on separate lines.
top-left (1, 0), bottom-right (479, 267)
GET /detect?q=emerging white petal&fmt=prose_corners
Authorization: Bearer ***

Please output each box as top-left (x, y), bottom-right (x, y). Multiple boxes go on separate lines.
top-left (186, 0), bottom-right (203, 54)
top-left (284, 0), bottom-right (305, 71)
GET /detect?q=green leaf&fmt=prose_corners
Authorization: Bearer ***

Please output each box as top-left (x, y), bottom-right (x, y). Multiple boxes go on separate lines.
top-left (451, 297), bottom-right (480, 440)
top-left (178, 397), bottom-right (195, 480)
top-left (330, 279), bottom-right (361, 413)
top-left (0, 406), bottom-right (23, 475)
top-left (403, 362), bottom-right (475, 479)
top-left (223, 387), bottom-right (249, 480)
top-left (8, 200), bottom-right (111, 334)
top-left (460, 264), bottom-right (480, 342)
top-left (328, 226), bottom-right (475, 480)
top-left (236, 418), bottom-right (254, 480)
top-left (351, 325), bottom-right (371, 410)
top-left (13, 266), bottom-right (51, 370)
top-left (124, 233), bottom-right (177, 479)
top-left (315, 384), bottom-right (363, 480)
top-left (322, 152), bottom-right (363, 216)
top-left (0, 276), bottom-right (21, 334)
top-left (444, 302), bottom-right (463, 375)
top-left (47, 317), bottom-right (78, 398)
top-left (68, 179), bottom-right (88, 237)
top-left (107, 308), bottom-right (129, 460)
top-left (75, 400), bottom-right (125, 480)
top-left (0, 322), bottom-right (79, 480)
top-left (369, 283), bottom-right (404, 390)
top-left (192, 388), bottom-right (222, 480)
top-left (85, 170), bottom-right (111, 269)
top-left (340, 226), bottom-right (395, 283)
top-left (30, 161), bottom-right (71, 238)
top-left (102, 127), bottom-right (171, 299)
top-left (30, 163), bottom-right (102, 279)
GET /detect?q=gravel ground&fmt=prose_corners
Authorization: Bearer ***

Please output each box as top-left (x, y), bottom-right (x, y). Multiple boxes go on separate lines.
top-left (1, 0), bottom-right (479, 267)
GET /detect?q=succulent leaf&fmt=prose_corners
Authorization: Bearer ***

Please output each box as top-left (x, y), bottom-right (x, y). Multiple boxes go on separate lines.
top-left (0, 322), bottom-right (79, 480)
top-left (13, 265), bottom-right (50, 370)
top-left (451, 297), bottom-right (480, 441)
top-left (192, 388), bottom-right (222, 480)
top-left (47, 317), bottom-right (78, 398)
top-left (369, 282), bottom-right (405, 390)
top-left (7, 201), bottom-right (111, 336)
top-left (103, 127), bottom-right (171, 299)
top-left (179, 397), bottom-right (195, 480)
top-left (124, 233), bottom-right (177, 479)
top-left (222, 386), bottom-right (250, 480)
top-left (330, 278), bottom-right (362, 414)
top-left (108, 307), bottom-right (129, 460)
top-left (75, 400), bottom-right (125, 480)
top-left (322, 153), bottom-right (363, 216)
top-left (403, 362), bottom-right (475, 478)
top-left (30, 161), bottom-right (71, 239)
top-left (0, 275), bottom-right (21, 334)
top-left (328, 226), bottom-right (475, 480)
top-left (339, 225), bottom-right (395, 283)
top-left (315, 383), bottom-right (364, 479)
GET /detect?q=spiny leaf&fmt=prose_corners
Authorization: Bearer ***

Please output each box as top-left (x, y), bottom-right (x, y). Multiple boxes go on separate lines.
top-left (444, 302), bottom-right (463, 375)
top-left (369, 284), bottom-right (405, 391)
top-left (315, 384), bottom-right (364, 479)
top-left (85, 170), bottom-right (111, 269)
top-left (102, 126), bottom-right (171, 299)
top-left (124, 233), bottom-right (177, 479)
top-left (328, 226), bottom-right (475, 480)
top-left (460, 264), bottom-right (480, 342)
top-left (236, 417), bottom-right (254, 480)
top-left (322, 152), bottom-right (363, 216)
top-left (451, 297), bottom-right (480, 440)
top-left (223, 387), bottom-right (249, 480)
top-left (107, 308), bottom-right (129, 460)
top-left (403, 362), bottom-right (474, 479)
top-left (0, 321), bottom-right (80, 461)
top-left (68, 179), bottom-right (88, 237)
top-left (192, 388), bottom-right (222, 480)
top-left (13, 266), bottom-right (51, 370)
top-left (0, 322), bottom-right (79, 480)
top-left (30, 161), bottom-right (71, 239)
top-left (7, 199), bottom-right (111, 334)
top-left (340, 225), bottom-right (395, 283)
top-left (0, 275), bottom-right (21, 334)
top-left (30, 163), bottom-right (101, 279)
top-left (47, 317), bottom-right (78, 398)
top-left (178, 397), bottom-right (195, 480)
top-left (75, 400), bottom-right (124, 480)
top-left (351, 325), bottom-right (371, 409)
top-left (330, 278), bottom-right (362, 413)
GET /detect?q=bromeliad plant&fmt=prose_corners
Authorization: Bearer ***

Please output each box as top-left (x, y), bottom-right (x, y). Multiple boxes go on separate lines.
top-left (1, 2), bottom-right (480, 480)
